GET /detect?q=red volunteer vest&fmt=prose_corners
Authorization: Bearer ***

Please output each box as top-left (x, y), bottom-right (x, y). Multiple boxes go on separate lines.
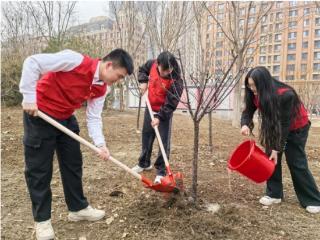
top-left (148, 62), bottom-right (174, 111)
top-left (37, 55), bottom-right (107, 120)
top-left (253, 88), bottom-right (308, 130)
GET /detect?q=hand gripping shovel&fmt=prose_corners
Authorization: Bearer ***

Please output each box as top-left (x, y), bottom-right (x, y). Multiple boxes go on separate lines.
top-left (145, 95), bottom-right (184, 193)
top-left (37, 110), bottom-right (178, 193)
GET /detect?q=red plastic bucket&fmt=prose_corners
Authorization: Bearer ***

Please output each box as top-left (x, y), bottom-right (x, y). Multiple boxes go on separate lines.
top-left (228, 140), bottom-right (275, 183)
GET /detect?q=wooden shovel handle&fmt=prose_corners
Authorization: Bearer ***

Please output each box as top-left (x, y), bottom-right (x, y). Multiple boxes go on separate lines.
top-left (37, 110), bottom-right (142, 180)
top-left (145, 96), bottom-right (170, 168)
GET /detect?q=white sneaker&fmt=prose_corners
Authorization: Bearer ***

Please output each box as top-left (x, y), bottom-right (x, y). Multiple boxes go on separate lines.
top-left (131, 165), bottom-right (152, 173)
top-left (306, 206), bottom-right (320, 214)
top-left (68, 205), bottom-right (105, 222)
top-left (154, 175), bottom-right (164, 184)
top-left (35, 219), bottom-right (55, 240)
top-left (259, 196), bottom-right (282, 206)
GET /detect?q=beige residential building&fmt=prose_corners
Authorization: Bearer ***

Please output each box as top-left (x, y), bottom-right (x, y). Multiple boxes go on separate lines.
top-left (69, 15), bottom-right (147, 68)
top-left (203, 1), bottom-right (320, 109)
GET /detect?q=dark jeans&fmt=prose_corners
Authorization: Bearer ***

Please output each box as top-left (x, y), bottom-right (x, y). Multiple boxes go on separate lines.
top-left (266, 122), bottom-right (320, 207)
top-left (138, 109), bottom-right (172, 176)
top-left (23, 112), bottom-right (88, 222)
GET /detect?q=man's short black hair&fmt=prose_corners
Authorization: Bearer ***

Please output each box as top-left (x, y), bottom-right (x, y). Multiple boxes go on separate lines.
top-left (102, 48), bottom-right (134, 75)
top-left (157, 51), bottom-right (178, 71)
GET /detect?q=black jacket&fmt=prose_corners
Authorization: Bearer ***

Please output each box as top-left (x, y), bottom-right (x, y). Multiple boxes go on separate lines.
top-left (241, 89), bottom-right (296, 151)
top-left (138, 59), bottom-right (184, 121)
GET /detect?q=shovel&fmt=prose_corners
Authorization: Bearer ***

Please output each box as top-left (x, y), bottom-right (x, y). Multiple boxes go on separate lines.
top-left (37, 110), bottom-right (179, 193)
top-left (145, 94), bottom-right (184, 193)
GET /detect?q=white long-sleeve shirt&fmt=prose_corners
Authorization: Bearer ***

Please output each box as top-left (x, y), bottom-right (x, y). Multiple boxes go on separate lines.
top-left (19, 49), bottom-right (107, 146)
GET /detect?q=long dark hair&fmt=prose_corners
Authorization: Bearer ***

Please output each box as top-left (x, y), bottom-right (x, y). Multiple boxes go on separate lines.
top-left (244, 66), bottom-right (301, 150)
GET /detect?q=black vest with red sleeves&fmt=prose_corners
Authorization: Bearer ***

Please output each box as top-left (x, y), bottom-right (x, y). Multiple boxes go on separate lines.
top-left (36, 55), bottom-right (107, 120)
top-left (148, 62), bottom-right (174, 111)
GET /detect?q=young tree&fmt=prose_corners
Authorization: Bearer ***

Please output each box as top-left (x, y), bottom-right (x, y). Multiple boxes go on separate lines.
top-left (158, 2), bottom-right (249, 203)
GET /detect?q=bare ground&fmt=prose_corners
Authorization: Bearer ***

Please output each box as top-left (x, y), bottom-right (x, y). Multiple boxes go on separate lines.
top-left (1, 107), bottom-right (320, 240)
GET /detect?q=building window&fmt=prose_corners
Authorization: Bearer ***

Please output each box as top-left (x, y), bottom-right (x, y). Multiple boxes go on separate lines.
top-left (301, 75), bottom-right (306, 80)
top-left (260, 47), bottom-right (267, 54)
top-left (239, 19), bottom-right (245, 26)
top-left (304, 8), bottom-right (310, 15)
top-left (259, 56), bottom-right (266, 64)
top-left (262, 16), bottom-right (267, 23)
top-left (276, 1), bottom-right (283, 8)
top-left (274, 44), bottom-right (281, 51)
top-left (274, 55), bottom-right (281, 62)
top-left (316, 29), bottom-right (320, 37)
top-left (302, 52), bottom-right (308, 60)
top-left (215, 50), bottom-right (222, 57)
top-left (302, 41), bottom-right (308, 49)
top-left (316, 18), bottom-right (320, 26)
top-left (268, 56), bottom-right (272, 63)
top-left (275, 33), bottom-right (282, 42)
top-left (301, 64), bottom-right (307, 72)
top-left (216, 41), bottom-right (223, 48)
top-left (286, 75), bottom-right (295, 80)
top-left (288, 43), bottom-right (296, 50)
top-left (248, 17), bottom-right (255, 24)
top-left (288, 21), bottom-right (297, 29)
top-left (261, 25), bottom-right (268, 32)
top-left (315, 40), bottom-right (320, 49)
top-left (289, 10), bottom-right (298, 17)
top-left (287, 54), bottom-right (296, 61)
top-left (303, 19), bottom-right (309, 27)
top-left (313, 74), bottom-right (320, 80)
top-left (260, 36), bottom-right (267, 43)
top-left (249, 7), bottom-right (256, 14)
top-left (303, 30), bottom-right (309, 37)
top-left (289, 1), bottom-right (297, 7)
top-left (273, 65), bottom-right (280, 73)
top-left (275, 23), bottom-right (282, 31)
top-left (315, 52), bottom-right (320, 60)
top-left (276, 12), bottom-right (283, 20)
top-left (288, 32), bottom-right (297, 39)
top-left (269, 13), bottom-right (274, 21)
top-left (216, 32), bottom-right (224, 38)
top-left (217, 13), bottom-right (224, 20)
top-left (314, 63), bottom-right (320, 71)
top-left (240, 8), bottom-right (245, 16)
top-left (287, 64), bottom-right (295, 72)
top-left (247, 48), bottom-right (254, 54)
top-left (218, 3), bottom-right (224, 9)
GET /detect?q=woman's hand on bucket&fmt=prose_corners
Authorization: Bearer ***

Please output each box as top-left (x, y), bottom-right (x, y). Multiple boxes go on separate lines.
top-left (269, 150), bottom-right (278, 165)
top-left (241, 125), bottom-right (250, 136)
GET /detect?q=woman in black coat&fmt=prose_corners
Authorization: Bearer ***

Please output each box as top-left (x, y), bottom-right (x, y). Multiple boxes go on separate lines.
top-left (240, 66), bottom-right (320, 214)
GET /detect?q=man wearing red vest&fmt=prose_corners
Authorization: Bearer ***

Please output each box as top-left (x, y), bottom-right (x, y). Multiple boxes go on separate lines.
top-left (132, 52), bottom-right (184, 183)
top-left (19, 49), bottom-right (133, 240)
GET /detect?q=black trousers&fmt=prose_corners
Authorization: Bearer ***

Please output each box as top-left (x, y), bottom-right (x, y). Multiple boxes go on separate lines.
top-left (266, 122), bottom-right (320, 207)
top-left (23, 112), bottom-right (88, 222)
top-left (138, 109), bottom-right (172, 176)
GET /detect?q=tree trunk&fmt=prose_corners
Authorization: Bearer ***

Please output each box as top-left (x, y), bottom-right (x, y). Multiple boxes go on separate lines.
top-left (232, 54), bottom-right (244, 127)
top-left (208, 111), bottom-right (213, 153)
top-left (192, 120), bottom-right (200, 203)
top-left (120, 84), bottom-right (124, 112)
top-left (136, 94), bottom-right (142, 130)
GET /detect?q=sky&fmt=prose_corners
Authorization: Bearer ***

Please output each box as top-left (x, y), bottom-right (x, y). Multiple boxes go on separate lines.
top-left (75, 1), bottom-right (109, 24)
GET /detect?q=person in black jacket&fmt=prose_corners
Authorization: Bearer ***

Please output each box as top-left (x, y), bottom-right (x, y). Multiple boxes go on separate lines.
top-left (240, 66), bottom-right (320, 213)
top-left (131, 51), bottom-right (184, 183)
